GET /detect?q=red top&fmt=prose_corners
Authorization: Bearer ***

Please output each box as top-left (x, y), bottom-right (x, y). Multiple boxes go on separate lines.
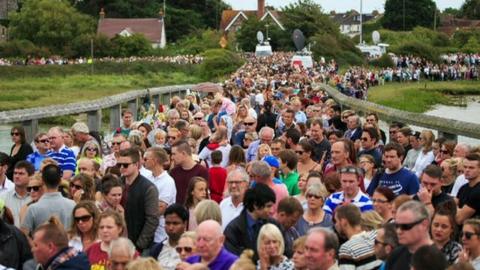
top-left (86, 242), bottom-right (108, 270)
top-left (208, 166), bottom-right (227, 203)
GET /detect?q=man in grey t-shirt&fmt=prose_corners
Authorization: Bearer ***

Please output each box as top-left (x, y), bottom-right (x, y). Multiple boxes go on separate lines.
top-left (21, 164), bottom-right (75, 235)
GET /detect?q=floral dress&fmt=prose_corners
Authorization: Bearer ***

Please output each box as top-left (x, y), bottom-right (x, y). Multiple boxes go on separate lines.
top-left (256, 256), bottom-right (294, 270)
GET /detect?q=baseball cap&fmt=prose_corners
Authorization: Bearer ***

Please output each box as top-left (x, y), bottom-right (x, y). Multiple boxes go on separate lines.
top-left (262, 155), bottom-right (280, 169)
top-left (71, 122), bottom-right (89, 134)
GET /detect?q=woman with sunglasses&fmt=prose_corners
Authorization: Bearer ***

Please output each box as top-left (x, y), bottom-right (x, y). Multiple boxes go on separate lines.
top-left (69, 201), bottom-right (100, 252)
top-left (458, 219), bottom-right (480, 268)
top-left (6, 126), bottom-right (33, 180)
top-left (295, 141), bottom-right (322, 177)
top-left (184, 177), bottom-right (209, 231)
top-left (76, 140), bottom-right (103, 175)
top-left (69, 174), bottom-right (96, 204)
top-left (294, 183), bottom-right (333, 236)
top-left (19, 176), bottom-right (45, 225)
top-left (436, 141), bottom-right (456, 166)
top-left (86, 210), bottom-right (133, 269)
top-left (177, 231), bottom-right (197, 261)
top-left (431, 206), bottom-right (462, 265)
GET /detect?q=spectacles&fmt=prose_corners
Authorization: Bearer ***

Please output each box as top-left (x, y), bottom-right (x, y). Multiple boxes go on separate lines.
top-left (374, 239), bottom-right (387, 246)
top-left (70, 183), bottom-right (83, 190)
top-left (74, 215), bottom-right (92, 223)
top-left (461, 231), bottom-right (479, 240)
top-left (372, 198), bottom-right (388, 204)
top-left (27, 186), bottom-right (42, 192)
top-left (176, 246), bottom-right (193, 253)
top-left (86, 147), bottom-right (97, 152)
top-left (394, 218), bottom-right (425, 231)
top-left (117, 163), bottom-right (132, 169)
top-left (295, 150), bottom-right (304, 155)
top-left (37, 139), bottom-right (49, 143)
top-left (11, 132), bottom-right (20, 136)
top-left (307, 194), bottom-right (322, 199)
top-left (244, 122), bottom-right (255, 126)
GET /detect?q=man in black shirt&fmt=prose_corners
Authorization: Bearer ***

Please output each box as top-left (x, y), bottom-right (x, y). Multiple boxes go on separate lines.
top-left (308, 118), bottom-right (331, 164)
top-left (456, 153), bottom-right (480, 225)
top-left (385, 201), bottom-right (434, 270)
top-left (415, 165), bottom-right (454, 215)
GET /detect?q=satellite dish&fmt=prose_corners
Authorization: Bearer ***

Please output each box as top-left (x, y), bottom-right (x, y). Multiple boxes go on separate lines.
top-left (372, 31), bottom-right (381, 45)
top-left (292, 29), bottom-right (306, 51)
top-left (257, 31), bottom-right (264, 44)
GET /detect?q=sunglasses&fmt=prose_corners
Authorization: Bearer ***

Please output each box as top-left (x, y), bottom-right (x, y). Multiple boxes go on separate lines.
top-left (307, 194), bottom-right (322, 199)
top-left (295, 150), bottom-right (304, 155)
top-left (27, 186), bottom-right (42, 192)
top-left (167, 136), bottom-right (177, 140)
top-left (244, 122), bottom-right (255, 126)
top-left (37, 139), bottom-right (49, 143)
top-left (394, 218), bottom-right (425, 231)
top-left (86, 148), bottom-right (97, 152)
top-left (194, 117), bottom-right (203, 120)
top-left (11, 132), bottom-right (20, 136)
top-left (111, 141), bottom-right (122, 146)
top-left (175, 246), bottom-right (193, 253)
top-left (70, 183), bottom-right (83, 190)
top-left (374, 239), bottom-right (386, 246)
top-left (117, 163), bottom-right (132, 169)
top-left (461, 231), bottom-right (479, 240)
top-left (74, 215), bottom-right (92, 223)
top-left (361, 137), bottom-right (369, 141)
top-left (339, 167), bottom-right (361, 175)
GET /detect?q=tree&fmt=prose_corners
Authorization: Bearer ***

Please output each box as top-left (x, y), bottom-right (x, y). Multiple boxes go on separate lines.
top-left (9, 0), bottom-right (94, 53)
top-left (463, 36), bottom-right (480, 53)
top-left (382, 0), bottom-right (437, 31)
top-left (443, 7), bottom-right (460, 17)
top-left (111, 34), bottom-right (152, 57)
top-left (460, 0), bottom-right (480, 19)
top-left (235, 17), bottom-right (285, 52)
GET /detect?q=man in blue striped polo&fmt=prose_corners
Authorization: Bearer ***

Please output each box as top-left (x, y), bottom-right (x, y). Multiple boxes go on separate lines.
top-left (47, 127), bottom-right (76, 179)
top-left (323, 165), bottom-right (373, 215)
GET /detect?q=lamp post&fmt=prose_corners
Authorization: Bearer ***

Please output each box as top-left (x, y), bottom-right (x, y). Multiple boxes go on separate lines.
top-left (360, 0), bottom-right (363, 44)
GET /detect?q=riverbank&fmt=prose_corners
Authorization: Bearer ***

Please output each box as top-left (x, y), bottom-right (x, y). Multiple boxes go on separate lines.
top-left (368, 81), bottom-right (480, 113)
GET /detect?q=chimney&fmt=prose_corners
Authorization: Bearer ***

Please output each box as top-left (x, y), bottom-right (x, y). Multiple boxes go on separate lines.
top-left (99, 8), bottom-right (105, 19)
top-left (257, 0), bottom-right (265, 18)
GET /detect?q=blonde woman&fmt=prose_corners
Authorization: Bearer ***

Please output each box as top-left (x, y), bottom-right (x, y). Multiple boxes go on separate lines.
top-left (256, 144), bottom-right (272, 161)
top-left (257, 224), bottom-right (294, 270)
top-left (412, 130), bottom-right (435, 177)
top-left (294, 183), bottom-right (333, 236)
top-left (76, 140), bottom-right (102, 174)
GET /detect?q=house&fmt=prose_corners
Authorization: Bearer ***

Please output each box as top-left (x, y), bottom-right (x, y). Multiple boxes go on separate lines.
top-left (219, 0), bottom-right (284, 32)
top-left (0, 0), bottom-right (19, 42)
top-left (438, 14), bottom-right (480, 36)
top-left (330, 10), bottom-right (380, 38)
top-left (97, 9), bottom-right (166, 48)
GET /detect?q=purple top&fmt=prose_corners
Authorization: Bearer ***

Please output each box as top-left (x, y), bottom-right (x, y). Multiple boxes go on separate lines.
top-left (186, 248), bottom-right (238, 270)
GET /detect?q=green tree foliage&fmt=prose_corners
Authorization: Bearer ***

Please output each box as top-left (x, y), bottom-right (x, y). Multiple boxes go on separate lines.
top-left (74, 0), bottom-right (161, 18)
top-left (9, 0), bottom-right (94, 54)
top-left (110, 34), bottom-right (152, 57)
top-left (391, 41), bottom-right (439, 62)
top-left (235, 17), bottom-right (285, 52)
top-left (460, 0), bottom-right (480, 19)
top-left (462, 37), bottom-right (480, 53)
top-left (382, 0), bottom-right (437, 31)
top-left (310, 33), bottom-right (364, 66)
top-left (453, 29), bottom-right (480, 48)
top-left (369, 54), bottom-right (395, 68)
top-left (163, 7), bottom-right (203, 42)
top-left (443, 7), bottom-right (460, 17)
top-left (199, 49), bottom-right (244, 80)
top-left (158, 29), bottom-right (236, 55)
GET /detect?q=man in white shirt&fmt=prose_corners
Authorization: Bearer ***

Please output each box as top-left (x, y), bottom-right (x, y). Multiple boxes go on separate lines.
top-left (143, 147), bottom-right (177, 243)
top-left (0, 152), bottom-right (14, 195)
top-left (220, 167), bottom-right (249, 230)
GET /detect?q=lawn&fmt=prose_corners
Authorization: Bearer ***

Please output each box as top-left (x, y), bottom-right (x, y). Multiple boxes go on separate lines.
top-left (0, 72), bottom-right (203, 111)
top-left (368, 80), bottom-right (480, 113)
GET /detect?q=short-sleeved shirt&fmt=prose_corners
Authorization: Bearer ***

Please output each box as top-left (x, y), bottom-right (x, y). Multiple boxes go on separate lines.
top-left (323, 191), bottom-right (373, 215)
top-left (378, 168), bottom-right (419, 196)
top-left (26, 151), bottom-right (49, 171)
top-left (186, 248), bottom-right (238, 270)
top-left (22, 192), bottom-right (75, 233)
top-left (280, 171), bottom-right (300, 196)
top-left (457, 181), bottom-right (480, 219)
top-left (0, 178), bottom-right (14, 196)
top-left (146, 170), bottom-right (177, 243)
top-left (47, 145), bottom-right (76, 174)
top-left (170, 164), bottom-right (209, 205)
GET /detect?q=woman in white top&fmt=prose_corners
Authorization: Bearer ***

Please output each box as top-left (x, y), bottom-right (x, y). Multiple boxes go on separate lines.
top-left (68, 201), bottom-right (99, 252)
top-left (458, 219), bottom-right (480, 269)
top-left (412, 130), bottom-right (435, 177)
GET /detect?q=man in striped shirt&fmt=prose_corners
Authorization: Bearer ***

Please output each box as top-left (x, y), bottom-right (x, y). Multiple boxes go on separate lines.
top-left (323, 165), bottom-right (373, 215)
top-left (47, 127), bottom-right (76, 179)
top-left (335, 204), bottom-right (382, 270)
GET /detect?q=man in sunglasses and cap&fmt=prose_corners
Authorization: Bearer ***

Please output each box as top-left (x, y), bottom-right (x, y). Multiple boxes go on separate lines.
top-left (385, 200), bottom-right (435, 270)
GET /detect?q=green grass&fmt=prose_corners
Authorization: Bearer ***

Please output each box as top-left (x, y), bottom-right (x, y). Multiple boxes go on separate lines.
top-left (0, 71), bottom-right (203, 111)
top-left (368, 81), bottom-right (480, 113)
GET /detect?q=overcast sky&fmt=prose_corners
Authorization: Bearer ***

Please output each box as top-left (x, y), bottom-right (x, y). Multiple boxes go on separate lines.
top-left (223, 0), bottom-right (464, 13)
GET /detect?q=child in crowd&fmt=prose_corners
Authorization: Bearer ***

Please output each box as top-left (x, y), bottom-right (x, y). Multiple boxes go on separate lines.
top-left (208, 150), bottom-right (227, 203)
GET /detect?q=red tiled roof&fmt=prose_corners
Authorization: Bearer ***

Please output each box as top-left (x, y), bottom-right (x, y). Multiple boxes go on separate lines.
top-left (97, 18), bottom-right (163, 43)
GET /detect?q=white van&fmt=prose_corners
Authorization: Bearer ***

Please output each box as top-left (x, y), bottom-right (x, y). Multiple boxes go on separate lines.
top-left (255, 44), bottom-right (273, 57)
top-left (291, 54), bottom-right (313, 69)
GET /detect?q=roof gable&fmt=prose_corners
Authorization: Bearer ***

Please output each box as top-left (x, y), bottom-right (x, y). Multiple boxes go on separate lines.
top-left (220, 9), bottom-right (283, 31)
top-left (97, 18), bottom-right (163, 43)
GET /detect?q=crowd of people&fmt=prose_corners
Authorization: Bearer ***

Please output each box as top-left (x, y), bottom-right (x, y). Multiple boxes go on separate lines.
top-left (0, 55), bottom-right (204, 66)
top-left (0, 52), bottom-right (480, 270)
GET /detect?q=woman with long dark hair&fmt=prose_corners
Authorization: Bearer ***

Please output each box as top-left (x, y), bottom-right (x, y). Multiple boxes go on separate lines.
top-left (7, 126), bottom-right (33, 180)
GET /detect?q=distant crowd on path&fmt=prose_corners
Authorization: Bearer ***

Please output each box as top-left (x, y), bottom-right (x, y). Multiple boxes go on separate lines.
top-left (0, 55), bottom-right (204, 66)
top-left (2, 52), bottom-right (480, 270)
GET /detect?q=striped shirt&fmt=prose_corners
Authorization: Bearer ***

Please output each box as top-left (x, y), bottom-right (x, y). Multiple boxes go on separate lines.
top-left (323, 191), bottom-right (373, 215)
top-left (339, 231), bottom-right (382, 270)
top-left (47, 145), bottom-right (76, 174)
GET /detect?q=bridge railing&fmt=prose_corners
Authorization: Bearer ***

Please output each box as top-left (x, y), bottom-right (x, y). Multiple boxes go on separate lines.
top-left (0, 84), bottom-right (195, 143)
top-left (319, 83), bottom-right (480, 141)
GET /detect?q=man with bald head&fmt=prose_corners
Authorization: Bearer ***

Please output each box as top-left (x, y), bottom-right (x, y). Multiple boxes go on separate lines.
top-left (177, 220), bottom-right (237, 270)
top-left (47, 127), bottom-right (76, 179)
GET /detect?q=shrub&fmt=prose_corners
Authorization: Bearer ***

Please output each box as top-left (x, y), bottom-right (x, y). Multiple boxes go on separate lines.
top-left (199, 49), bottom-right (244, 80)
top-left (311, 33), bottom-right (365, 66)
top-left (370, 54), bottom-right (395, 68)
top-left (110, 34), bottom-right (152, 57)
top-left (391, 41), bottom-right (440, 62)
top-left (0, 40), bottom-right (38, 57)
